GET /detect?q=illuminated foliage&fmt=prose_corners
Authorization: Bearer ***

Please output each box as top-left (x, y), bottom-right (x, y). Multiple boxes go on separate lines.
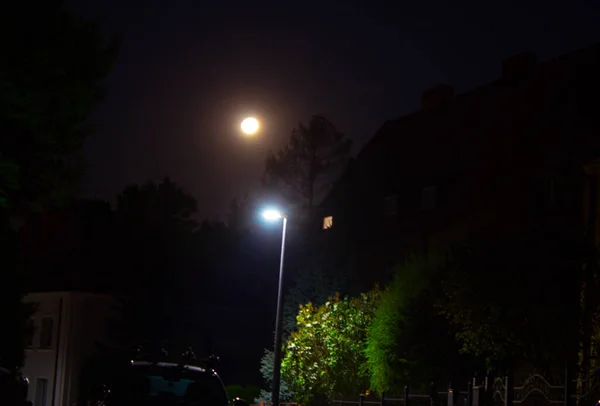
top-left (281, 288), bottom-right (381, 404)
top-left (366, 255), bottom-right (465, 394)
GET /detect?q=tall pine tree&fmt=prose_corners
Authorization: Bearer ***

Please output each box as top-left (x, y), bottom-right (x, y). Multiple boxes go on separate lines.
top-left (262, 114), bottom-right (351, 224)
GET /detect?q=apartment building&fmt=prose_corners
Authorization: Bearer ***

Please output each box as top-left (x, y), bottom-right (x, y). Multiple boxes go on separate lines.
top-left (316, 43), bottom-right (600, 287)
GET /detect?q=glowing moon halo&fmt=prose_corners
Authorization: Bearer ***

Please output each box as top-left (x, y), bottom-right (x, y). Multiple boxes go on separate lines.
top-left (241, 117), bottom-right (259, 135)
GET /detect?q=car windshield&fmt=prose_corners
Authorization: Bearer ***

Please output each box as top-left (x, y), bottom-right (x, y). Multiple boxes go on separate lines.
top-left (108, 364), bottom-right (229, 406)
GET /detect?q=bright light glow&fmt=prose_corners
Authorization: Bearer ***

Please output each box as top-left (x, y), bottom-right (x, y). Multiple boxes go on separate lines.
top-left (262, 209), bottom-right (283, 221)
top-left (241, 117), bottom-right (259, 135)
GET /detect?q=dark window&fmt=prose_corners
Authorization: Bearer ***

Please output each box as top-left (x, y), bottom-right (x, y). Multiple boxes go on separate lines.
top-left (421, 186), bottom-right (436, 210)
top-left (26, 319), bottom-right (35, 348)
top-left (550, 176), bottom-right (574, 208)
top-left (40, 317), bottom-right (53, 349)
top-left (36, 378), bottom-right (48, 406)
top-left (533, 176), bottom-right (575, 210)
top-left (383, 195), bottom-right (398, 217)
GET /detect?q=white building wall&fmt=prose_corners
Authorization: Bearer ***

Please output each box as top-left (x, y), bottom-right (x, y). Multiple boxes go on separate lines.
top-left (21, 292), bottom-right (119, 406)
top-left (21, 292), bottom-right (67, 406)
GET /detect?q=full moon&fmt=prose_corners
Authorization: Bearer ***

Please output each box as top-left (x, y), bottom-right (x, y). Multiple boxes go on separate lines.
top-left (241, 117), bottom-right (259, 135)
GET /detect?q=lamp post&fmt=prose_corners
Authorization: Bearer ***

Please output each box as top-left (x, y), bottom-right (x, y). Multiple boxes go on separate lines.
top-left (261, 209), bottom-right (288, 406)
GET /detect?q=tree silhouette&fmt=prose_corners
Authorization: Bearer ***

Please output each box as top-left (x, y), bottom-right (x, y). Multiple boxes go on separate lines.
top-left (21, 199), bottom-right (115, 292)
top-left (0, 0), bottom-right (120, 214)
top-left (116, 177), bottom-right (198, 232)
top-left (438, 229), bottom-right (581, 371)
top-left (0, 222), bottom-right (36, 372)
top-left (227, 193), bottom-right (260, 234)
top-left (111, 178), bottom-right (200, 351)
top-left (0, 0), bottom-right (119, 372)
top-left (263, 115), bottom-right (352, 221)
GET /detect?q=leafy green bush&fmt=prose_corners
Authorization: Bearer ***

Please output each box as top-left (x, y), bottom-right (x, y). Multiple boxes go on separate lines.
top-left (365, 255), bottom-right (459, 394)
top-left (281, 288), bottom-right (381, 404)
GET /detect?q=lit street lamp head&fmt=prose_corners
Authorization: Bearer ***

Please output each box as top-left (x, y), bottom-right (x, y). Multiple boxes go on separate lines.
top-left (241, 117), bottom-right (259, 135)
top-left (262, 209), bottom-right (283, 221)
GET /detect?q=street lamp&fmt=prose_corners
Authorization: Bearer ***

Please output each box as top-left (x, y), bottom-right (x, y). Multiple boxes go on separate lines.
top-left (261, 208), bottom-right (287, 406)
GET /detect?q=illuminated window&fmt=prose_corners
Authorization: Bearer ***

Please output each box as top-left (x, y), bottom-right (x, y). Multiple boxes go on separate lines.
top-left (322, 216), bottom-right (333, 230)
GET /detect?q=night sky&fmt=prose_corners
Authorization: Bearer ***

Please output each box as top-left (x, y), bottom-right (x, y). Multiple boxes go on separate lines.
top-left (71, 0), bottom-right (600, 219)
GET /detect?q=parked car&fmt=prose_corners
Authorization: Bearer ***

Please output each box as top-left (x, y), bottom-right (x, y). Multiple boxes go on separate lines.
top-left (97, 360), bottom-right (249, 406)
top-left (0, 367), bottom-right (32, 406)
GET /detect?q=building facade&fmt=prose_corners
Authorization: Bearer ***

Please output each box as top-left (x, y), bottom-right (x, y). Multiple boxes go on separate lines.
top-left (316, 43), bottom-right (600, 288)
top-left (22, 292), bottom-right (118, 406)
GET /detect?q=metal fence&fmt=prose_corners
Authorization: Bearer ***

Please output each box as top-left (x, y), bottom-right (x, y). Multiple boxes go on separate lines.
top-left (333, 384), bottom-right (469, 406)
top-left (255, 372), bottom-right (600, 406)
top-left (331, 373), bottom-right (588, 406)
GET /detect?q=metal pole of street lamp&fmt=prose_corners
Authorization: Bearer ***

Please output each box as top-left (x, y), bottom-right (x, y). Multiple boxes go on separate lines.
top-left (271, 216), bottom-right (287, 406)
top-left (261, 209), bottom-right (288, 406)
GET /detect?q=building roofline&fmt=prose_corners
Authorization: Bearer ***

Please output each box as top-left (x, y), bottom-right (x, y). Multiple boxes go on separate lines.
top-left (356, 42), bottom-right (600, 162)
top-left (319, 42), bottom-right (600, 210)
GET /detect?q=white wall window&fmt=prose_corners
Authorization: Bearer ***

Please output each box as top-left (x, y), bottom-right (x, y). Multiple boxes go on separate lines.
top-left (421, 185), bottom-right (437, 210)
top-left (39, 317), bottom-right (53, 349)
top-left (383, 195), bottom-right (398, 217)
top-left (35, 378), bottom-right (48, 406)
top-left (322, 216), bottom-right (333, 230)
